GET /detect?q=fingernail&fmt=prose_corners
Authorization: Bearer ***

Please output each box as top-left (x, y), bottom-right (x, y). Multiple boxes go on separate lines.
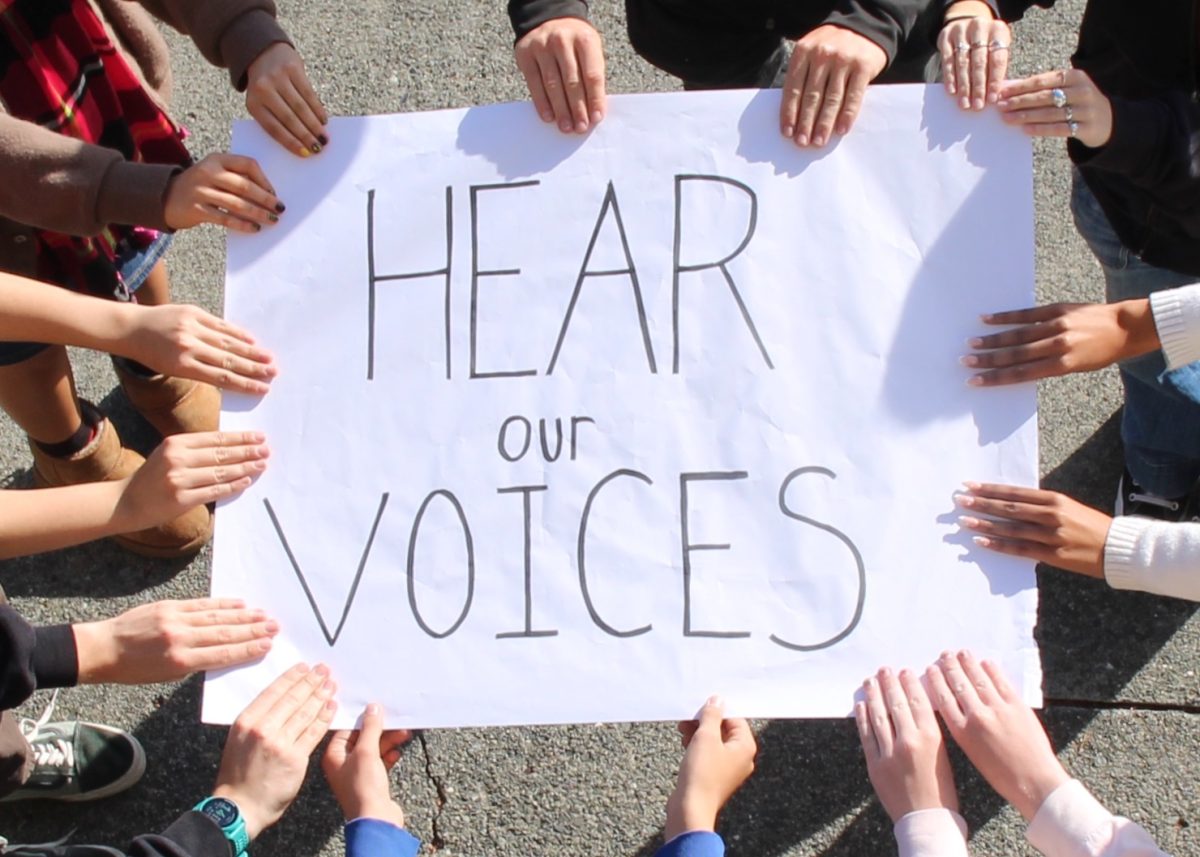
top-left (813, 134), bottom-right (826, 146)
top-left (973, 98), bottom-right (984, 110)
top-left (940, 650), bottom-right (954, 661)
top-left (309, 143), bottom-right (322, 155)
top-left (973, 536), bottom-right (992, 547)
top-left (954, 494), bottom-right (975, 507)
top-left (796, 134), bottom-right (808, 146)
top-left (575, 120), bottom-right (589, 133)
top-left (268, 213), bottom-right (279, 223)
top-left (540, 111), bottom-right (553, 122)
top-left (559, 120), bottom-right (571, 132)
top-left (265, 620), bottom-right (280, 633)
top-left (325, 700), bottom-right (337, 712)
top-left (252, 223), bottom-right (262, 232)
top-left (782, 124), bottom-right (794, 137)
top-left (899, 668), bottom-right (912, 679)
top-left (970, 331), bottom-right (986, 343)
top-left (257, 639), bottom-right (272, 652)
top-left (958, 515), bottom-right (981, 528)
top-left (959, 354), bottom-right (979, 367)
top-left (318, 134), bottom-right (329, 146)
top-left (367, 703), bottom-right (381, 715)
top-left (967, 375), bottom-right (984, 386)
top-left (961, 649), bottom-right (974, 661)
top-left (707, 694), bottom-right (723, 707)
top-left (314, 663), bottom-right (330, 676)
top-left (880, 667), bottom-right (892, 678)
top-left (947, 83), bottom-right (956, 94)
top-left (591, 110), bottom-right (603, 124)
top-left (960, 96), bottom-right (970, 109)
top-left (997, 99), bottom-right (1010, 109)
top-left (275, 202), bottom-right (286, 214)
top-left (298, 148), bottom-right (310, 158)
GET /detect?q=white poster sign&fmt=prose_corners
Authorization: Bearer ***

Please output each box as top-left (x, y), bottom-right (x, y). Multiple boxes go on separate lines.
top-left (205, 86), bottom-right (1041, 729)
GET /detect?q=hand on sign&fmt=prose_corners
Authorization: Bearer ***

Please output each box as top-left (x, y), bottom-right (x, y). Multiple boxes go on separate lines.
top-left (164, 154), bottom-right (284, 234)
top-left (514, 17), bottom-right (606, 134)
top-left (246, 43), bottom-right (329, 158)
top-left (998, 69), bottom-right (1114, 148)
top-left (113, 431), bottom-right (270, 532)
top-left (780, 25), bottom-right (887, 148)
top-left (214, 664), bottom-right (338, 839)
top-left (322, 703), bottom-right (412, 827)
top-left (121, 303), bottom-right (277, 395)
top-left (856, 667), bottom-right (958, 822)
top-left (664, 696), bottom-right (757, 840)
top-left (963, 301), bottom-right (1159, 386)
top-left (955, 483), bottom-right (1111, 578)
top-left (926, 651), bottom-right (1069, 821)
top-left (938, 8), bottom-right (1012, 110)
top-left (72, 598), bottom-right (277, 684)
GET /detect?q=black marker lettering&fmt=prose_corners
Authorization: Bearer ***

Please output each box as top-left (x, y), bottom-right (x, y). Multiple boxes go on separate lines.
top-left (407, 490), bottom-right (475, 639)
top-left (547, 181), bottom-right (657, 375)
top-left (671, 175), bottom-right (773, 373)
top-left (264, 494), bottom-right (389, 646)
top-left (569, 416), bottom-right (596, 461)
top-left (496, 485), bottom-right (558, 639)
top-left (366, 188), bottom-right (452, 381)
top-left (680, 471), bottom-right (751, 638)
top-left (577, 469), bottom-right (653, 637)
top-left (538, 418), bottom-right (564, 462)
top-left (498, 415), bottom-right (533, 462)
top-left (470, 181), bottom-right (539, 379)
top-left (771, 467), bottom-right (866, 651)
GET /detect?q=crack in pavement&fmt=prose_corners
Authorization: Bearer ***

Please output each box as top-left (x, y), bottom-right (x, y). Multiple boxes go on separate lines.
top-left (1045, 698), bottom-right (1200, 715)
top-left (418, 731), bottom-right (449, 851)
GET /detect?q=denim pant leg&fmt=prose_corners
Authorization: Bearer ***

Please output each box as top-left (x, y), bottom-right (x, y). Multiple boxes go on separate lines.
top-left (1070, 173), bottom-right (1200, 497)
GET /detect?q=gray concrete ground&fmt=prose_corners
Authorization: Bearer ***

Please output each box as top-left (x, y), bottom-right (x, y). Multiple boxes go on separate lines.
top-left (2, 1), bottom-right (1197, 855)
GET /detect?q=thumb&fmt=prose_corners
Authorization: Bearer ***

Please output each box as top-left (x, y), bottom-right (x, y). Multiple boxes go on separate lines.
top-left (695, 695), bottom-right (726, 737)
top-left (322, 730), bottom-right (352, 771)
top-left (356, 703), bottom-right (385, 753)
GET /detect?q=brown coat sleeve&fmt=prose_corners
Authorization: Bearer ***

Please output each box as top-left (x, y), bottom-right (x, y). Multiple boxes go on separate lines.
top-left (0, 110), bottom-right (177, 236)
top-left (136, 0), bottom-right (293, 90)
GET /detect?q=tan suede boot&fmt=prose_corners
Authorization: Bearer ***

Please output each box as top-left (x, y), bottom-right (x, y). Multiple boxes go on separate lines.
top-left (112, 359), bottom-right (220, 436)
top-left (30, 407), bottom-right (213, 558)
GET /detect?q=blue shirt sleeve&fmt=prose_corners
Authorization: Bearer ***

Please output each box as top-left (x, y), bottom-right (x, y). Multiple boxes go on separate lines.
top-left (345, 818), bottom-right (421, 857)
top-left (655, 831), bottom-right (725, 857)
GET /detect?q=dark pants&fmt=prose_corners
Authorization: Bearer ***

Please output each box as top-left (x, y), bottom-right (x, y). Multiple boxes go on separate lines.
top-left (0, 583), bottom-right (33, 797)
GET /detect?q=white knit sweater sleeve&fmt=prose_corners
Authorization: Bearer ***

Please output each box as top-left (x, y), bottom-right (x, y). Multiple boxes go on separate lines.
top-left (1103, 517), bottom-right (1200, 602)
top-left (1149, 283), bottom-right (1200, 370)
top-left (1026, 780), bottom-right (1169, 857)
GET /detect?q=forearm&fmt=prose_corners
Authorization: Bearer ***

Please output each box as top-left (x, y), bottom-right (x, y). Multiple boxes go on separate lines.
top-left (0, 112), bottom-right (174, 235)
top-left (0, 481), bottom-right (132, 560)
top-left (0, 273), bottom-right (140, 352)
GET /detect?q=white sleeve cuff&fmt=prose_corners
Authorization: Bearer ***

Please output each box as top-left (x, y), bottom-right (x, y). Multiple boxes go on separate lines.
top-left (1149, 283), bottom-right (1200, 370)
top-left (894, 808), bottom-right (969, 857)
top-left (1026, 779), bottom-right (1168, 857)
top-left (1104, 516), bottom-right (1200, 602)
top-left (1103, 516), bottom-right (1158, 593)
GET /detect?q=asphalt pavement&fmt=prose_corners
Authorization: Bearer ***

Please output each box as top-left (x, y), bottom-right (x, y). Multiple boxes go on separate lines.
top-left (2, 1), bottom-right (1197, 855)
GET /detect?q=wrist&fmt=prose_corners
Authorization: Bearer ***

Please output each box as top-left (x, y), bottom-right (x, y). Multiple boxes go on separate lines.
top-left (212, 785), bottom-right (267, 840)
top-left (944, 1), bottom-right (995, 21)
top-left (347, 799), bottom-right (406, 828)
top-left (664, 791), bottom-right (718, 841)
top-left (1012, 766), bottom-right (1071, 821)
top-left (1113, 299), bottom-right (1159, 361)
top-left (72, 620), bottom-right (118, 685)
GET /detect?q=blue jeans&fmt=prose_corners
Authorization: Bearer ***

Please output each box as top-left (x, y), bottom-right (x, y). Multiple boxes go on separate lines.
top-left (1070, 172), bottom-right (1200, 497)
top-left (0, 232), bottom-right (173, 366)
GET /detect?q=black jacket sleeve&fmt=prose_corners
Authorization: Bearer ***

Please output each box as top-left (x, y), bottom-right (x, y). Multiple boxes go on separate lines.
top-left (0, 605), bottom-right (78, 711)
top-left (4, 812), bottom-right (230, 857)
top-left (1071, 91), bottom-right (1200, 202)
top-left (507, 0), bottom-right (589, 42)
top-left (823, 0), bottom-right (926, 65)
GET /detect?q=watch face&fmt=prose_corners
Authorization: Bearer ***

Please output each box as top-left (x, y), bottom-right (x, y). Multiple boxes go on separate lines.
top-left (202, 798), bottom-right (241, 828)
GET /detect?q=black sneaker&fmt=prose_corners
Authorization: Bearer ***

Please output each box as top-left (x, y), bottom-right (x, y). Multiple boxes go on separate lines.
top-left (1115, 469), bottom-right (1200, 522)
top-left (0, 692), bottom-right (145, 802)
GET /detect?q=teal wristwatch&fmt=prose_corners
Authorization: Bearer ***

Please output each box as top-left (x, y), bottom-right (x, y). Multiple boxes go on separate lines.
top-left (193, 796), bottom-right (250, 857)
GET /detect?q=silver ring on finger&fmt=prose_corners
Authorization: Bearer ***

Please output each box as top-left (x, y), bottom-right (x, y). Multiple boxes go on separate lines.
top-left (1068, 119), bottom-right (1080, 138)
top-left (970, 40), bottom-right (986, 49)
top-left (1051, 87), bottom-right (1067, 108)
top-left (1064, 104), bottom-right (1074, 122)
top-left (955, 41), bottom-right (970, 53)
top-left (988, 40), bottom-right (1009, 51)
